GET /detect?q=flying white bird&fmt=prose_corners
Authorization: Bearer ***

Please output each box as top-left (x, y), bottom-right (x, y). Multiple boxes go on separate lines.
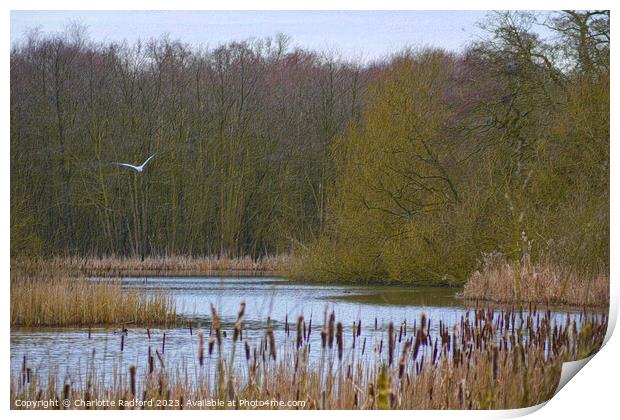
top-left (113, 154), bottom-right (156, 173)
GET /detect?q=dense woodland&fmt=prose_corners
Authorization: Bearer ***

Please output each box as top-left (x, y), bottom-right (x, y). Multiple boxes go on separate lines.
top-left (11, 11), bottom-right (609, 284)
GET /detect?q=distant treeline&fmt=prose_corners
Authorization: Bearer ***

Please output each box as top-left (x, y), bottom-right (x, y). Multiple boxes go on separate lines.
top-left (11, 11), bottom-right (609, 284)
top-left (11, 31), bottom-right (367, 257)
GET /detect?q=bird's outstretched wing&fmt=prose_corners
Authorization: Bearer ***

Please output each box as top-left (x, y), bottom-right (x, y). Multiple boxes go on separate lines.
top-left (141, 154), bottom-right (156, 168)
top-left (113, 162), bottom-right (140, 172)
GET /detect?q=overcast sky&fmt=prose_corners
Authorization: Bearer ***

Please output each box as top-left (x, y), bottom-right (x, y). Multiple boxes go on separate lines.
top-left (10, 10), bottom-right (552, 60)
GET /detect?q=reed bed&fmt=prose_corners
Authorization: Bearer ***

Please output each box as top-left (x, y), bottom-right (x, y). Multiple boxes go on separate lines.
top-left (11, 275), bottom-right (176, 327)
top-left (461, 255), bottom-right (609, 308)
top-left (11, 304), bottom-right (607, 410)
top-left (12, 255), bottom-right (289, 277)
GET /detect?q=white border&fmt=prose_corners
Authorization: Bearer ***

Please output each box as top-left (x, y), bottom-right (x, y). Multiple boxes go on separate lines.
top-left (4, 2), bottom-right (617, 419)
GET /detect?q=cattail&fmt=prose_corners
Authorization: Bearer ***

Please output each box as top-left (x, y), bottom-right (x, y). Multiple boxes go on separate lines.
top-left (189, 322), bottom-right (193, 336)
top-left (321, 327), bottom-right (327, 349)
top-left (413, 334), bottom-right (421, 360)
top-left (129, 366), bottom-right (136, 397)
top-left (297, 316), bottom-right (304, 349)
top-left (234, 302), bottom-right (244, 342)
top-left (285, 314), bottom-right (289, 335)
top-left (267, 329), bottom-right (277, 361)
top-left (303, 318), bottom-right (307, 341)
top-left (244, 339), bottom-right (251, 361)
top-left (21, 355), bottom-right (27, 385)
top-left (362, 337), bottom-right (367, 355)
top-left (307, 318), bottom-right (312, 341)
top-left (162, 333), bottom-right (166, 354)
top-left (211, 304), bottom-right (222, 347)
top-left (208, 335), bottom-right (215, 356)
top-left (121, 335), bottom-right (125, 352)
top-left (63, 383), bottom-right (71, 406)
top-left (148, 347), bottom-right (154, 374)
top-left (198, 332), bottom-right (204, 366)
top-left (399, 340), bottom-right (411, 379)
top-left (88, 326), bottom-right (91, 339)
top-left (357, 320), bottom-right (361, 337)
top-left (328, 312), bottom-right (335, 349)
top-left (336, 322), bottom-right (344, 361)
top-left (146, 328), bottom-right (151, 340)
top-left (388, 322), bottom-right (395, 366)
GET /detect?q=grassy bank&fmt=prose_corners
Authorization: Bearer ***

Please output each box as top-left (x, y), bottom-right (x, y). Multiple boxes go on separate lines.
top-left (461, 255), bottom-right (609, 308)
top-left (11, 306), bottom-right (607, 410)
top-left (10, 275), bottom-right (176, 327)
top-left (12, 255), bottom-right (289, 278)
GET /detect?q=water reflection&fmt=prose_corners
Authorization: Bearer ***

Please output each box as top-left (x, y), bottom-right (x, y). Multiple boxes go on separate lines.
top-left (10, 276), bottom-right (599, 386)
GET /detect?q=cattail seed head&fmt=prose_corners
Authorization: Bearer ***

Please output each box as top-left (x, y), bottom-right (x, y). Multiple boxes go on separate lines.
top-left (297, 316), bottom-right (304, 349)
top-left (399, 340), bottom-right (411, 379)
top-left (244, 339), bottom-right (251, 361)
top-left (198, 332), bottom-right (204, 366)
top-left (208, 335), bottom-right (215, 356)
top-left (336, 322), bottom-right (344, 361)
top-left (129, 366), bottom-right (136, 397)
top-left (328, 312), bottom-right (335, 349)
top-left (267, 329), bottom-right (277, 361)
top-left (63, 383), bottom-right (71, 403)
top-left (211, 304), bottom-right (222, 346)
top-left (148, 347), bottom-right (154, 374)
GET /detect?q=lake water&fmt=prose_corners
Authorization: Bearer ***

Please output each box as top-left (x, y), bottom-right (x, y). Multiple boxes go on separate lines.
top-left (10, 276), bottom-right (594, 386)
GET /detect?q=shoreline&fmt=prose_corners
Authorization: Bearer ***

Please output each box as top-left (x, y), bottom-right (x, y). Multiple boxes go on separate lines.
top-left (11, 255), bottom-right (609, 310)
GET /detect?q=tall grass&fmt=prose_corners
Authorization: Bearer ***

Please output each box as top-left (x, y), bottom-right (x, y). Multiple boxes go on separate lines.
top-left (11, 275), bottom-right (176, 327)
top-left (461, 253), bottom-right (609, 307)
top-left (12, 255), bottom-right (289, 278)
top-left (11, 305), bottom-right (607, 409)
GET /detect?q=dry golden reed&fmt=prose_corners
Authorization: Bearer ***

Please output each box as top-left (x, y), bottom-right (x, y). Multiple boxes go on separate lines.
top-left (462, 255), bottom-right (609, 307)
top-left (11, 274), bottom-right (176, 327)
top-left (12, 255), bottom-right (289, 277)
